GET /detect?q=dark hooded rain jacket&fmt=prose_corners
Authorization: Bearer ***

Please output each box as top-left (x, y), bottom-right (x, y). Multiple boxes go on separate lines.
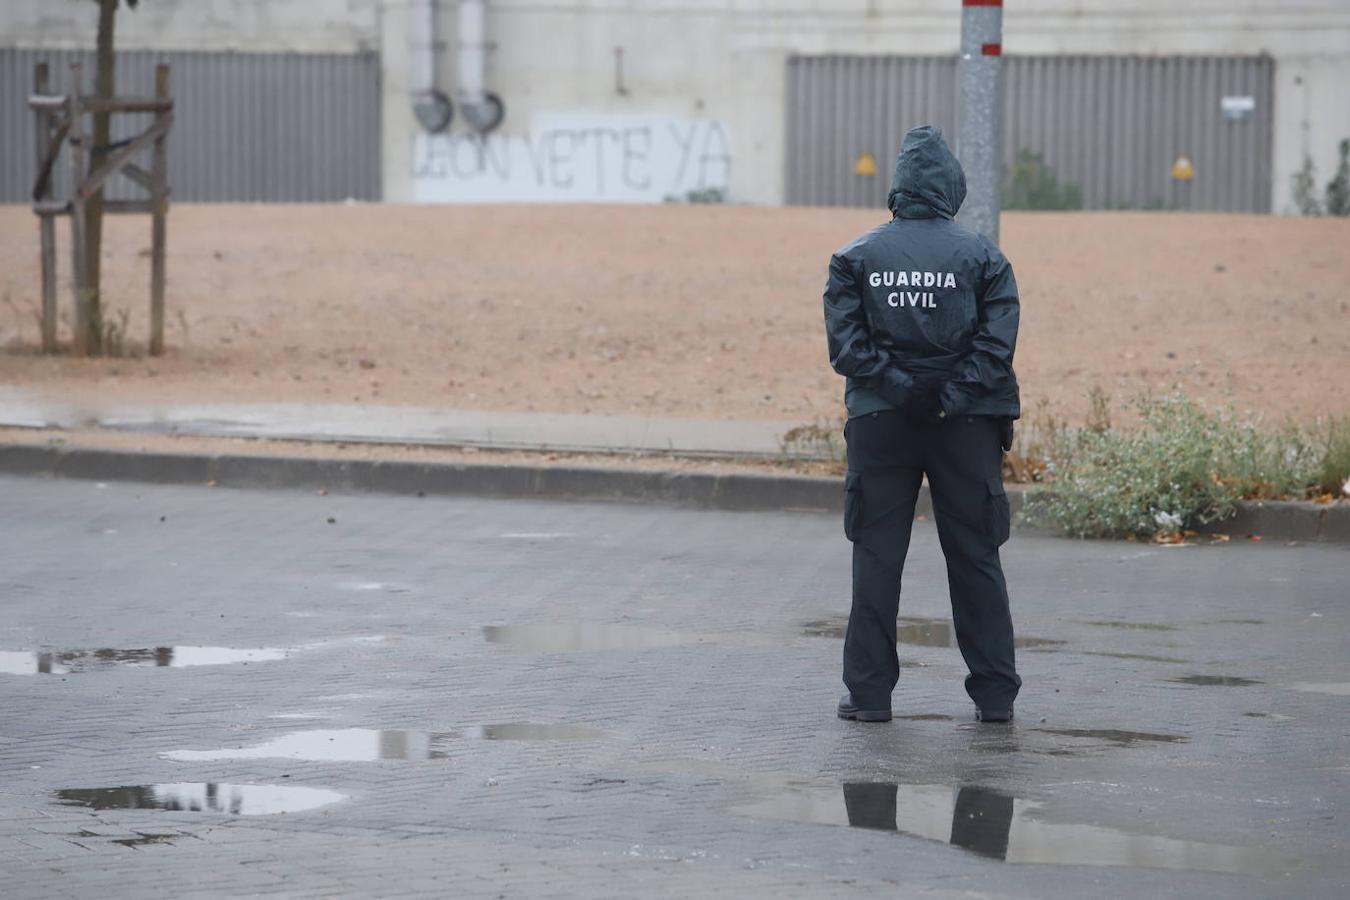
top-left (823, 125), bottom-right (1020, 419)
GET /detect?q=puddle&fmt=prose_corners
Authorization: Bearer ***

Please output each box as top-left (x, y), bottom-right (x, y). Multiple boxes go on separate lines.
top-left (1073, 651), bottom-right (1187, 664)
top-left (1022, 648), bottom-right (1189, 663)
top-left (801, 620), bottom-right (846, 639)
top-left (802, 616), bottom-right (1064, 650)
top-left (112, 832), bottom-right (179, 847)
top-left (893, 618), bottom-right (955, 647)
top-left (1172, 675), bottom-right (1263, 687)
top-left (1033, 728), bottom-right (1187, 745)
top-left (55, 783), bottom-right (345, 815)
top-left (461, 723), bottom-right (604, 740)
top-left (0, 636), bottom-right (386, 676)
top-left (335, 581), bottom-right (410, 593)
top-left (1215, 619), bottom-right (1266, 625)
top-left (728, 782), bottom-right (1294, 875)
top-left (895, 714), bottom-right (953, 721)
top-left (0, 646), bottom-right (289, 675)
top-left (1289, 682), bottom-right (1350, 696)
top-left (163, 724), bottom-right (607, 762)
top-left (1082, 620), bottom-right (1179, 632)
top-left (1011, 637), bottom-right (1071, 651)
top-left (483, 624), bottom-right (694, 652)
top-left (166, 729), bottom-right (453, 762)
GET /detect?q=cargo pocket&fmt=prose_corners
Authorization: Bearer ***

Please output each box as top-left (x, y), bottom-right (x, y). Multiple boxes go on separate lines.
top-left (843, 471), bottom-right (863, 542)
top-left (985, 476), bottom-right (1011, 546)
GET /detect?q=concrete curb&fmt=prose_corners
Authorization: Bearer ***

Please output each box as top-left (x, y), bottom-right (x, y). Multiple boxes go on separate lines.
top-left (1220, 498), bottom-right (1350, 543)
top-left (1, 442), bottom-right (1345, 542)
top-left (0, 442), bottom-right (850, 514)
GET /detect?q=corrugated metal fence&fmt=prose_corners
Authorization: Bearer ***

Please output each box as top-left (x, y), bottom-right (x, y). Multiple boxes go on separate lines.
top-left (1, 48), bottom-right (381, 203)
top-left (786, 55), bottom-right (1274, 212)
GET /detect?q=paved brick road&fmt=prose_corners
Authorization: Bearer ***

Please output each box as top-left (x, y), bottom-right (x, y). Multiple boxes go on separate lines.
top-left (1, 475), bottom-right (1346, 898)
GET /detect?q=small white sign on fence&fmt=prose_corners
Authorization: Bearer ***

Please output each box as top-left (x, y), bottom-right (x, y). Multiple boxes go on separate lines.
top-left (1220, 95), bottom-right (1256, 121)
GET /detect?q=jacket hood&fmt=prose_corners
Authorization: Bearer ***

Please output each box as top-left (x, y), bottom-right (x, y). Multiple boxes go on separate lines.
top-left (886, 125), bottom-right (967, 219)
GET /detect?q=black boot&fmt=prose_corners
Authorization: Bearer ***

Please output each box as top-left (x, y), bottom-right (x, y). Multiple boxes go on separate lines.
top-left (838, 693), bottom-right (892, 722)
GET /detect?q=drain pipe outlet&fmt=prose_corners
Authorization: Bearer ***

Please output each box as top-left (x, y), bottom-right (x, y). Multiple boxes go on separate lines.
top-left (410, 0), bottom-right (452, 133)
top-left (458, 0), bottom-right (504, 132)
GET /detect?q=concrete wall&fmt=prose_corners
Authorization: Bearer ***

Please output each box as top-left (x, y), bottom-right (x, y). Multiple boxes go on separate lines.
top-left (0, 0), bottom-right (377, 53)
top-left (7, 0), bottom-right (1349, 210)
top-left (1273, 55), bottom-right (1350, 214)
top-left (381, 2), bottom-right (747, 203)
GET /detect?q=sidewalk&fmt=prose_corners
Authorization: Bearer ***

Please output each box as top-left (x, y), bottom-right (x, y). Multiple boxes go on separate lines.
top-left (1, 385), bottom-right (1344, 541)
top-left (0, 385), bottom-right (809, 458)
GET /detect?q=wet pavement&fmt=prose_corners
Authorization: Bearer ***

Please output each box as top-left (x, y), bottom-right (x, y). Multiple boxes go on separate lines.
top-left (1, 474), bottom-right (1347, 898)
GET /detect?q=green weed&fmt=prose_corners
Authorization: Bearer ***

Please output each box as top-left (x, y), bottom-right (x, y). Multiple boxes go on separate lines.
top-left (1024, 391), bottom-right (1324, 539)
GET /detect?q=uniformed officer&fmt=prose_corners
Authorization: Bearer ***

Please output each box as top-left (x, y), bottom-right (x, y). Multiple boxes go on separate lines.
top-left (823, 125), bottom-right (1021, 724)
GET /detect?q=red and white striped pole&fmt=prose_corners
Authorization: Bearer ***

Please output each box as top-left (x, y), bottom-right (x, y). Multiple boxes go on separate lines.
top-left (958, 0), bottom-right (1004, 243)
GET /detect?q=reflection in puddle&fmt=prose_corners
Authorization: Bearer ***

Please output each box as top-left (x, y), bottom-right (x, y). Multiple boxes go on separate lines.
top-left (163, 724), bottom-right (607, 762)
top-left (729, 783), bottom-right (1294, 875)
top-left (1082, 620), bottom-right (1179, 632)
top-left (1289, 682), bottom-right (1350, 696)
top-left (55, 783), bottom-right (344, 815)
top-left (0, 636), bottom-right (386, 676)
top-left (802, 616), bottom-right (1064, 650)
top-left (483, 624), bottom-right (693, 652)
top-left (0, 646), bottom-right (289, 675)
top-left (1033, 728), bottom-right (1187, 745)
top-left (166, 729), bottom-right (450, 762)
top-left (1172, 675), bottom-right (1263, 687)
top-left (112, 832), bottom-right (178, 847)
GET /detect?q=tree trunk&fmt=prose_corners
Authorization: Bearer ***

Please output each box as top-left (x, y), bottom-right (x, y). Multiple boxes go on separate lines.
top-left (85, 0), bottom-right (118, 356)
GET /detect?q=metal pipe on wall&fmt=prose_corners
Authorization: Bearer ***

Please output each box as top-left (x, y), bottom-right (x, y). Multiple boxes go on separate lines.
top-left (457, 0), bottom-right (485, 108)
top-left (410, 0), bottom-right (452, 132)
top-left (457, 0), bottom-right (504, 132)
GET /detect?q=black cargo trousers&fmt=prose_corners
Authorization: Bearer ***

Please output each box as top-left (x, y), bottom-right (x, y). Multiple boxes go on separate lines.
top-left (842, 409), bottom-right (1021, 713)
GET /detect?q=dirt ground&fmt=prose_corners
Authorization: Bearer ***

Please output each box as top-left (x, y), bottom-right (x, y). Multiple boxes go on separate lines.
top-left (1, 204), bottom-right (1346, 429)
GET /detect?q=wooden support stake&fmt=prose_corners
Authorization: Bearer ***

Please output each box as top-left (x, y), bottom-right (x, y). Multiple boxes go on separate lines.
top-left (77, 112), bottom-right (172, 201)
top-left (34, 63), bottom-right (57, 352)
top-left (118, 161), bottom-right (155, 192)
top-left (149, 64), bottom-right (169, 356)
top-left (31, 117), bottom-right (71, 203)
top-left (28, 94), bottom-right (69, 110)
top-left (78, 95), bottom-right (173, 114)
top-left (104, 199), bottom-right (156, 215)
top-left (68, 63), bottom-right (90, 357)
